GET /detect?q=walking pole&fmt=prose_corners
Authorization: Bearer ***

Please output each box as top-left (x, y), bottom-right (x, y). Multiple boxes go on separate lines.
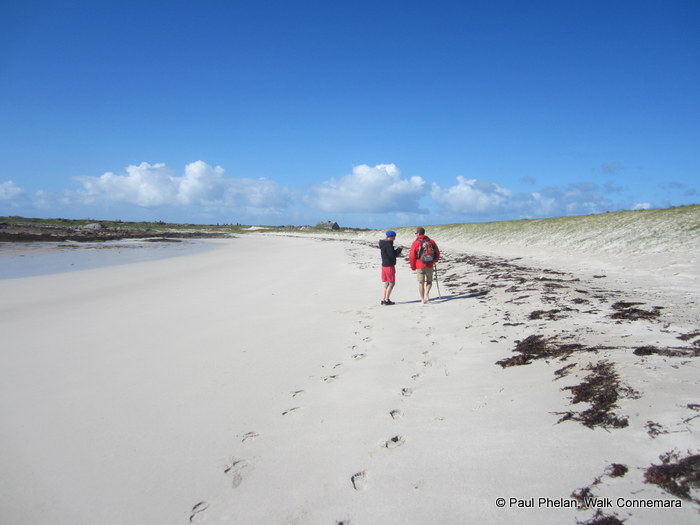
top-left (434, 263), bottom-right (442, 298)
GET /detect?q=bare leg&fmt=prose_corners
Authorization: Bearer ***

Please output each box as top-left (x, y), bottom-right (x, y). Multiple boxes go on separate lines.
top-left (423, 283), bottom-right (432, 303)
top-left (383, 282), bottom-right (395, 302)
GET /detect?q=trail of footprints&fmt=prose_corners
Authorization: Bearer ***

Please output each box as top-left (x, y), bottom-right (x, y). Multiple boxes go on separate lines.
top-left (188, 308), bottom-right (440, 522)
top-left (351, 314), bottom-right (440, 495)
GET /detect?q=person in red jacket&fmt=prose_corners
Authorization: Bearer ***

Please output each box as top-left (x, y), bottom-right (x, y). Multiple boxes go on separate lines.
top-left (409, 227), bottom-right (440, 304)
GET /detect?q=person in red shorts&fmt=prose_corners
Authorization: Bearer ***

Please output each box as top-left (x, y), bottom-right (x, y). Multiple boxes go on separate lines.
top-left (409, 227), bottom-right (440, 304)
top-left (379, 230), bottom-right (403, 305)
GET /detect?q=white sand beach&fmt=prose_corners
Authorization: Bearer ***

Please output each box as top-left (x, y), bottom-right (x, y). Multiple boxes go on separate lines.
top-left (1, 223), bottom-right (699, 524)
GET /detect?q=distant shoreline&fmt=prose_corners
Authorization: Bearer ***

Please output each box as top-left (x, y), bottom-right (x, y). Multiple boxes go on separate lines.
top-left (0, 219), bottom-right (233, 243)
top-left (0, 217), bottom-right (367, 242)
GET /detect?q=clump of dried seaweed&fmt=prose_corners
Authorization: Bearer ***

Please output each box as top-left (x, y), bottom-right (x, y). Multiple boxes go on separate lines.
top-left (678, 330), bottom-right (700, 345)
top-left (528, 308), bottom-right (574, 320)
top-left (556, 361), bottom-right (638, 429)
top-left (610, 301), bottom-right (662, 321)
top-left (633, 345), bottom-right (700, 357)
top-left (644, 452), bottom-right (700, 504)
top-left (572, 464), bottom-right (629, 525)
top-left (496, 334), bottom-right (588, 368)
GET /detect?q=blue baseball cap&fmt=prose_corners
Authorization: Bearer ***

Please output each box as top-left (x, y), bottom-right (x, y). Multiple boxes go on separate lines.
top-left (385, 230), bottom-right (396, 237)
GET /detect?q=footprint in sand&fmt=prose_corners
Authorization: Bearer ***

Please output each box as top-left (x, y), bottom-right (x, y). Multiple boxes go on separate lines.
top-left (282, 407), bottom-right (300, 415)
top-left (411, 373), bottom-right (422, 381)
top-left (224, 458), bottom-right (248, 488)
top-left (322, 375), bottom-right (338, 383)
top-left (384, 435), bottom-right (406, 449)
top-left (241, 431), bottom-right (259, 443)
top-left (401, 387), bottom-right (414, 397)
top-left (189, 501), bottom-right (209, 522)
top-left (351, 471), bottom-right (368, 491)
top-left (389, 409), bottom-right (403, 420)
top-left (352, 353), bottom-right (366, 360)
top-left (291, 389), bottom-right (305, 398)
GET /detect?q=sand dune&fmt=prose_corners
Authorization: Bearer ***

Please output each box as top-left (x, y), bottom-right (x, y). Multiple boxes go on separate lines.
top-left (1, 210), bottom-right (699, 524)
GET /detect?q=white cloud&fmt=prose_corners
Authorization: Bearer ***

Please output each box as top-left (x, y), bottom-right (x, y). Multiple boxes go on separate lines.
top-left (309, 164), bottom-right (427, 213)
top-left (633, 202), bottom-right (651, 210)
top-left (178, 161), bottom-right (226, 205)
top-left (0, 180), bottom-right (23, 200)
top-left (74, 161), bottom-right (289, 210)
top-left (77, 162), bottom-right (178, 206)
top-left (222, 177), bottom-right (290, 209)
top-left (431, 176), bottom-right (511, 214)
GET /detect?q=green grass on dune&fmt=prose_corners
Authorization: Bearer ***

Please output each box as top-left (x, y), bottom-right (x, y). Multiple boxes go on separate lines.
top-left (387, 205), bottom-right (700, 254)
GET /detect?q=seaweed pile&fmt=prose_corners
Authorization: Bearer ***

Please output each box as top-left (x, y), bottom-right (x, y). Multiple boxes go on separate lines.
top-left (645, 452), bottom-right (700, 504)
top-left (556, 362), bottom-right (639, 429)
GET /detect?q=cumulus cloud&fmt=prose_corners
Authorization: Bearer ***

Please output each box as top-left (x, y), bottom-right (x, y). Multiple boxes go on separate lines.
top-left (309, 164), bottom-right (427, 213)
top-left (0, 180), bottom-right (23, 200)
top-left (431, 176), bottom-right (511, 214)
top-left (77, 162), bottom-right (178, 206)
top-left (75, 161), bottom-right (289, 210)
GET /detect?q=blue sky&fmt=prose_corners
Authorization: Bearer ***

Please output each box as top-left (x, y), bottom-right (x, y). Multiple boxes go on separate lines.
top-left (1, 0), bottom-right (698, 227)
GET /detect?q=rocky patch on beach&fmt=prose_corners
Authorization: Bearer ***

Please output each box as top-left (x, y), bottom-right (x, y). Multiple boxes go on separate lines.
top-left (0, 220), bottom-right (231, 242)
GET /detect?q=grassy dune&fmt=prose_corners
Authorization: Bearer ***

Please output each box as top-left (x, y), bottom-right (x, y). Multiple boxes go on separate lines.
top-left (370, 205), bottom-right (700, 256)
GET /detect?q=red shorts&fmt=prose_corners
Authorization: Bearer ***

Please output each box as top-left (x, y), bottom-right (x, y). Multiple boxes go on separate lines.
top-left (381, 266), bottom-right (396, 283)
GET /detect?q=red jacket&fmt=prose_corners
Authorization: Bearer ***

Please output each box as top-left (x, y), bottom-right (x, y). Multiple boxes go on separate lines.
top-left (409, 235), bottom-right (440, 270)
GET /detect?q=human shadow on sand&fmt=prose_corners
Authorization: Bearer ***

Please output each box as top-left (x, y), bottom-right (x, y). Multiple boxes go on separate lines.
top-left (434, 290), bottom-right (490, 303)
top-left (395, 290), bottom-right (490, 305)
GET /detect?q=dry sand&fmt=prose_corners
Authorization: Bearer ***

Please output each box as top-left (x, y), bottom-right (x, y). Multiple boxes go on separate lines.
top-left (1, 233), bottom-right (698, 524)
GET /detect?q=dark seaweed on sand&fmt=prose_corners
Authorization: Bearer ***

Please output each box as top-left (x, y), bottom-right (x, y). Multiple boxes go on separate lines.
top-left (496, 334), bottom-right (588, 368)
top-left (609, 301), bottom-right (662, 321)
top-left (572, 464), bottom-right (629, 524)
top-left (556, 362), bottom-right (638, 429)
top-left (678, 330), bottom-right (700, 347)
top-left (576, 510), bottom-right (626, 525)
top-left (645, 453), bottom-right (700, 504)
top-left (633, 345), bottom-right (700, 357)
